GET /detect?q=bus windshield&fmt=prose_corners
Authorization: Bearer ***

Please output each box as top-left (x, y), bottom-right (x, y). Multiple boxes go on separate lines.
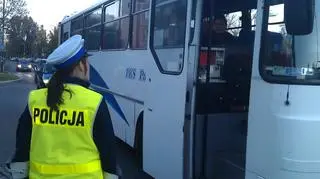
top-left (260, 0), bottom-right (320, 84)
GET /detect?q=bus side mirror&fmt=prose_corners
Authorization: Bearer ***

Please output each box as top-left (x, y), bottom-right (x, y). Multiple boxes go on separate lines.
top-left (284, 0), bottom-right (315, 35)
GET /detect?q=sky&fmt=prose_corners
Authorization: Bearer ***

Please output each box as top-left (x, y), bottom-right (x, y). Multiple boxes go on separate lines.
top-left (26, 0), bottom-right (103, 31)
top-left (26, 0), bottom-right (285, 32)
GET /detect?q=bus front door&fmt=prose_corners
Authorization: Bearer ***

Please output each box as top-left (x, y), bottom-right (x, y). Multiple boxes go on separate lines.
top-left (143, 0), bottom-right (190, 179)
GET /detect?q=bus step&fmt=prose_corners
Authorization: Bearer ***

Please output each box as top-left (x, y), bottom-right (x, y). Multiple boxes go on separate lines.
top-left (134, 169), bottom-right (154, 179)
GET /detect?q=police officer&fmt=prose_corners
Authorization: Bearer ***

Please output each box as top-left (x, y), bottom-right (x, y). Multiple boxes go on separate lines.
top-left (4, 35), bottom-right (120, 179)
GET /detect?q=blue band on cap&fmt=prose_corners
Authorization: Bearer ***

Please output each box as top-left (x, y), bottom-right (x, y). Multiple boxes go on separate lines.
top-left (55, 47), bottom-right (86, 69)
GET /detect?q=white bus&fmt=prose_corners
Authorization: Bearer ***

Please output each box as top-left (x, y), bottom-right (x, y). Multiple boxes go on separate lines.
top-left (59, 0), bottom-right (320, 178)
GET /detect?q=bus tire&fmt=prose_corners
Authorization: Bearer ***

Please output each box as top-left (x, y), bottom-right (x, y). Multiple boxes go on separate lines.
top-left (134, 113), bottom-right (143, 169)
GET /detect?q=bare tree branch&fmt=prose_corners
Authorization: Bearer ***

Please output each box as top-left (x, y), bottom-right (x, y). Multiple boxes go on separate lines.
top-left (226, 13), bottom-right (241, 36)
top-left (0, 0), bottom-right (28, 30)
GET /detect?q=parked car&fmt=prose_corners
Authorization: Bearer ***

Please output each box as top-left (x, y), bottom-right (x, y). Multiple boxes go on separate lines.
top-left (35, 63), bottom-right (55, 89)
top-left (10, 57), bottom-right (18, 62)
top-left (16, 59), bottom-right (32, 72)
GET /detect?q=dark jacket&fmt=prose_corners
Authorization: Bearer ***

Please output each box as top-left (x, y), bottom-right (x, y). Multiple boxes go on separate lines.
top-left (202, 31), bottom-right (236, 46)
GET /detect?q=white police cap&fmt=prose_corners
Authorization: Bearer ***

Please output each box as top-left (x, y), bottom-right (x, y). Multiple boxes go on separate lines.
top-left (47, 35), bottom-right (89, 69)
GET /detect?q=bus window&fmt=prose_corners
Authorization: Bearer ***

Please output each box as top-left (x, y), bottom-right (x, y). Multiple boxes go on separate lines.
top-left (134, 0), bottom-right (150, 12)
top-left (197, 0), bottom-right (258, 113)
top-left (84, 8), bottom-right (102, 50)
top-left (121, 0), bottom-right (131, 16)
top-left (226, 12), bottom-right (242, 36)
top-left (201, 14), bottom-right (238, 47)
top-left (102, 19), bottom-right (129, 49)
top-left (132, 11), bottom-right (149, 49)
top-left (201, 9), bottom-right (256, 48)
top-left (102, 1), bottom-right (129, 50)
top-left (260, 0), bottom-right (320, 84)
top-left (105, 1), bottom-right (120, 22)
top-left (60, 23), bottom-right (69, 43)
top-left (84, 25), bottom-right (101, 50)
top-left (153, 0), bottom-right (187, 48)
top-left (63, 32), bottom-right (69, 42)
top-left (71, 16), bottom-right (84, 36)
top-left (85, 8), bottom-right (102, 28)
top-left (131, 0), bottom-right (150, 49)
top-left (151, 0), bottom-right (187, 73)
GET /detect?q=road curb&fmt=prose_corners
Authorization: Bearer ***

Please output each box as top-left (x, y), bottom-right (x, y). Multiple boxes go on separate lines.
top-left (0, 73), bottom-right (22, 84)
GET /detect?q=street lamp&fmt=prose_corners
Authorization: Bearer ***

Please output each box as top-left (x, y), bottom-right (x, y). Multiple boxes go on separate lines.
top-left (0, 0), bottom-right (5, 73)
top-left (23, 35), bottom-right (27, 57)
top-left (2, 0), bottom-right (5, 47)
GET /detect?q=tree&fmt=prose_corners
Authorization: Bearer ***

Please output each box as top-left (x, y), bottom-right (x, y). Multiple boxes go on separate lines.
top-left (24, 16), bottom-right (37, 57)
top-left (47, 27), bottom-right (58, 55)
top-left (33, 25), bottom-right (47, 57)
top-left (6, 16), bottom-right (25, 57)
top-left (6, 15), bottom-right (52, 58)
top-left (6, 16), bottom-right (38, 57)
top-left (226, 13), bottom-right (241, 36)
top-left (0, 0), bottom-right (28, 62)
top-left (0, 0), bottom-right (28, 29)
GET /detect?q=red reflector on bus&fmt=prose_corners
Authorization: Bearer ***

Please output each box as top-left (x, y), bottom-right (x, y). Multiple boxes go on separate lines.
top-left (200, 51), bottom-right (207, 65)
top-left (200, 51), bottom-right (216, 65)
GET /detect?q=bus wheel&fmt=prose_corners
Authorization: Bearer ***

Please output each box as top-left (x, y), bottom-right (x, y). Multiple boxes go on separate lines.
top-left (134, 115), bottom-right (143, 169)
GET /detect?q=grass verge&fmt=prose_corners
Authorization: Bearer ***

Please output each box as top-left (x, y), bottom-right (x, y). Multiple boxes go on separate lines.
top-left (0, 72), bottom-right (18, 81)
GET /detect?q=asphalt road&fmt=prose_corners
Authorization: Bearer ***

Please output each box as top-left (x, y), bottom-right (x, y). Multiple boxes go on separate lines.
top-left (0, 72), bottom-right (35, 163)
top-left (0, 61), bottom-right (144, 179)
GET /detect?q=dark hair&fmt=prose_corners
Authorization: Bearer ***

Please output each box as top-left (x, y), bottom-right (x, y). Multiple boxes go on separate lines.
top-left (46, 58), bottom-right (86, 111)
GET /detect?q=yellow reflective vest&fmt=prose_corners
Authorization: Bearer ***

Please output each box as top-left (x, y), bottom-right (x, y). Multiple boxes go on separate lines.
top-left (28, 84), bottom-right (104, 179)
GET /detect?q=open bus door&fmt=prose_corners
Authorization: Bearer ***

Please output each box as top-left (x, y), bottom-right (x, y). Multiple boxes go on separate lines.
top-left (186, 0), bottom-right (258, 178)
top-left (143, 0), bottom-right (190, 178)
